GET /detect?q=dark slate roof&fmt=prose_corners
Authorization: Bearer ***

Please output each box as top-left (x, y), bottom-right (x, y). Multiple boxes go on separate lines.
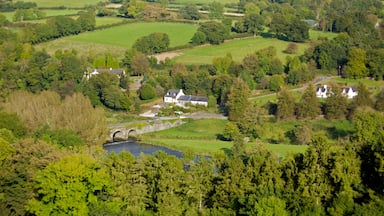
top-left (178, 95), bottom-right (208, 102)
top-left (342, 87), bottom-right (357, 92)
top-left (165, 89), bottom-right (181, 98)
top-left (317, 86), bottom-right (327, 93)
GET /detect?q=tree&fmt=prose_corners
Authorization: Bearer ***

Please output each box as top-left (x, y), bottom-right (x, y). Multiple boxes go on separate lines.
top-left (196, 21), bottom-right (229, 45)
top-left (208, 1), bottom-right (224, 19)
top-left (226, 78), bottom-right (251, 122)
top-left (345, 48), bottom-right (368, 79)
top-left (374, 89), bottom-right (384, 111)
top-left (130, 53), bottom-right (150, 76)
top-left (180, 4), bottom-right (200, 20)
top-left (27, 155), bottom-right (119, 215)
top-left (0, 139), bottom-right (63, 215)
top-left (77, 10), bottom-right (96, 32)
top-left (324, 87), bottom-right (348, 120)
top-left (212, 53), bottom-right (233, 75)
top-left (190, 31), bottom-right (206, 45)
top-left (243, 13), bottom-right (264, 36)
top-left (276, 89), bottom-right (295, 120)
top-left (139, 83), bottom-right (156, 100)
top-left (296, 84), bottom-right (321, 119)
top-left (268, 74), bottom-right (284, 92)
top-left (355, 82), bottom-right (372, 108)
top-left (133, 32), bottom-right (170, 54)
top-left (222, 122), bottom-right (240, 141)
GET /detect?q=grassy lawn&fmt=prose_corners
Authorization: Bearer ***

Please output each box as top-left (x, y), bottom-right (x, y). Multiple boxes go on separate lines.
top-left (141, 118), bottom-right (308, 157)
top-left (31, 0), bottom-right (101, 8)
top-left (36, 22), bottom-right (198, 56)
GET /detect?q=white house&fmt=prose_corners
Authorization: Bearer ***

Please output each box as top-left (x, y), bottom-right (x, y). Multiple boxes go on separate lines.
top-left (177, 95), bottom-right (208, 107)
top-left (164, 89), bottom-right (208, 107)
top-left (342, 87), bottom-right (358, 99)
top-left (316, 85), bottom-right (358, 99)
top-left (164, 89), bottom-right (185, 103)
top-left (316, 85), bottom-right (329, 98)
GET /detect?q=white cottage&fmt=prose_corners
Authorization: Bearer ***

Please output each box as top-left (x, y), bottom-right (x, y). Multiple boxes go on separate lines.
top-left (164, 89), bottom-right (208, 107)
top-left (164, 89), bottom-right (185, 103)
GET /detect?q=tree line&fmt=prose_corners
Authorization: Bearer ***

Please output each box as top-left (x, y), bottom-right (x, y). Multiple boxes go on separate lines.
top-left (1, 108), bottom-right (384, 215)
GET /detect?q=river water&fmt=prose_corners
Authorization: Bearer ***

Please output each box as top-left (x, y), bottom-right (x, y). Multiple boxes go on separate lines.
top-left (103, 141), bottom-right (183, 158)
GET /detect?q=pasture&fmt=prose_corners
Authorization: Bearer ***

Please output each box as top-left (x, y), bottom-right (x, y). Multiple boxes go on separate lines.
top-left (174, 30), bottom-right (337, 65)
top-left (142, 119), bottom-right (308, 157)
top-left (30, 0), bottom-right (101, 8)
top-left (36, 22), bottom-right (198, 57)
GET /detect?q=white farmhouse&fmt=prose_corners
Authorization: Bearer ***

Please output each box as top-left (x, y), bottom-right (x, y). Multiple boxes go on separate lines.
top-left (164, 89), bottom-right (208, 107)
top-left (164, 89), bottom-right (185, 103)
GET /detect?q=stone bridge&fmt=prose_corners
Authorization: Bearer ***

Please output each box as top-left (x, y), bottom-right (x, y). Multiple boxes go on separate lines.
top-left (107, 119), bottom-right (185, 142)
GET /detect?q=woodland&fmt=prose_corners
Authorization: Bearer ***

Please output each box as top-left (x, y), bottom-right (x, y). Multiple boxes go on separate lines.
top-left (1, 0), bottom-right (384, 215)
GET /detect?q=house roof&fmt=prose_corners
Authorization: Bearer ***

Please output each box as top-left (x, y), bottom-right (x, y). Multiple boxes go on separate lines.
top-left (165, 89), bottom-right (181, 98)
top-left (316, 85), bottom-right (327, 93)
top-left (342, 87), bottom-right (357, 92)
top-left (178, 95), bottom-right (208, 103)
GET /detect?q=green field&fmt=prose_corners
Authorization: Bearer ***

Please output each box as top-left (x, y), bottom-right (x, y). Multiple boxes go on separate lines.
top-left (174, 0), bottom-right (238, 4)
top-left (326, 77), bottom-right (384, 95)
top-left (36, 22), bottom-right (198, 56)
top-left (95, 17), bottom-right (125, 27)
top-left (174, 30), bottom-right (337, 65)
top-left (31, 0), bottom-right (102, 8)
top-left (142, 119), bottom-right (308, 157)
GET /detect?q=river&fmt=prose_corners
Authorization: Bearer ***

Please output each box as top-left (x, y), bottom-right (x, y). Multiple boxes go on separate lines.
top-left (103, 140), bottom-right (183, 158)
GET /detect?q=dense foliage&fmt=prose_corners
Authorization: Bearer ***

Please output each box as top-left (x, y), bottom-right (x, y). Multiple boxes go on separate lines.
top-left (1, 0), bottom-right (384, 215)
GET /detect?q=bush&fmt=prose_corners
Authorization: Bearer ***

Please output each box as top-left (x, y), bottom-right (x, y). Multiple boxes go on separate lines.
top-left (139, 83), bottom-right (156, 100)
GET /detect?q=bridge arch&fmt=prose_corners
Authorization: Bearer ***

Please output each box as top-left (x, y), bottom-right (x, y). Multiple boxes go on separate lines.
top-left (127, 128), bottom-right (137, 140)
top-left (112, 130), bottom-right (124, 142)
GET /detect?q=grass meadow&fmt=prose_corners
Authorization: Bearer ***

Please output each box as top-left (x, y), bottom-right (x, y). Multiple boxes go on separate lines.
top-left (141, 119), bottom-right (309, 157)
top-left (174, 30), bottom-right (337, 65)
top-left (36, 22), bottom-right (198, 57)
top-left (30, 0), bottom-right (100, 8)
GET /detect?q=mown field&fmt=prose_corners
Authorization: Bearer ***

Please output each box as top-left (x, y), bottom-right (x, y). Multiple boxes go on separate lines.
top-left (36, 22), bottom-right (198, 56)
top-left (141, 119), bottom-right (309, 157)
top-left (30, 0), bottom-right (101, 8)
top-left (174, 30), bottom-right (337, 65)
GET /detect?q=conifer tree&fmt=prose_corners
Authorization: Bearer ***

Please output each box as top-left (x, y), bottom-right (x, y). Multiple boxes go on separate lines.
top-left (374, 89), bottom-right (384, 111)
top-left (324, 86), bottom-right (348, 120)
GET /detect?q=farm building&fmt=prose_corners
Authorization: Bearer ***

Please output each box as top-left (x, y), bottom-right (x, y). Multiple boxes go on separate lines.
top-left (164, 89), bottom-right (208, 107)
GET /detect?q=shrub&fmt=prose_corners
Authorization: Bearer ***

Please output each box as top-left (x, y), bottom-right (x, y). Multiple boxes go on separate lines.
top-left (139, 83), bottom-right (156, 100)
